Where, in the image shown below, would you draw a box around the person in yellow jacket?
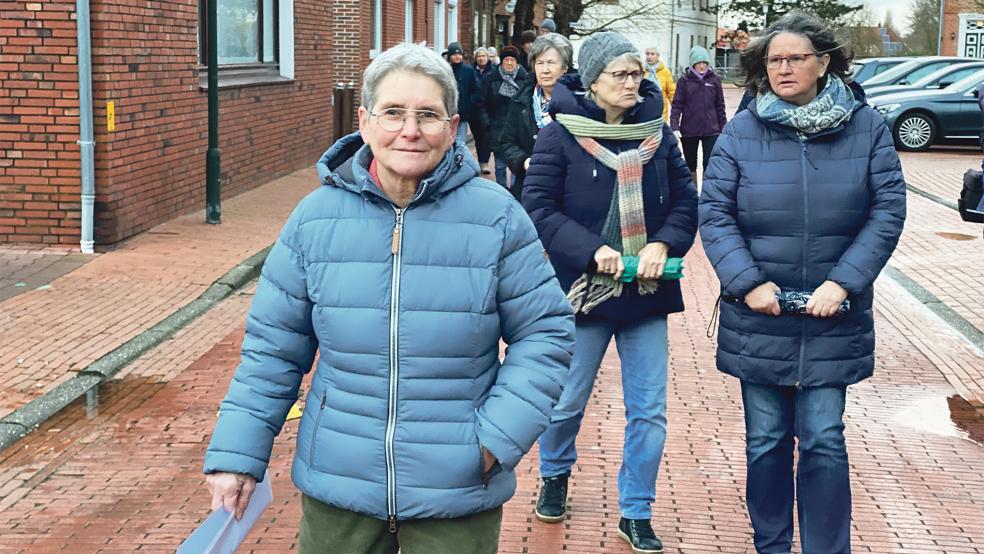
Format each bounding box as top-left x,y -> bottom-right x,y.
644,47 -> 675,120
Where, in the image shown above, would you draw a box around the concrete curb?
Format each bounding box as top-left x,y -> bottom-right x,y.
0,244 -> 273,453
884,264 -> 984,354
906,183 -> 959,211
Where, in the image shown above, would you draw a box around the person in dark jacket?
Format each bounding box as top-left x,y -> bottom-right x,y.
481,45 -> 527,190
517,30 -> 537,71
497,33 -> 573,201
699,13 -> 906,554
670,46 -> 727,181
472,46 -> 497,175
203,43 -> 575,554
447,42 -> 482,147
523,31 -> 698,554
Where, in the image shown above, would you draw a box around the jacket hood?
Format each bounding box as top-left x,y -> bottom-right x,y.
316,131 -> 479,205
549,73 -> 665,123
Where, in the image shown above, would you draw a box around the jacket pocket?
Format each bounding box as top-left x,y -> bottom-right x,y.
307,391 -> 327,468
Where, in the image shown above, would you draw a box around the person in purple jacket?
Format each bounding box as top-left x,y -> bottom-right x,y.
670,46 -> 727,182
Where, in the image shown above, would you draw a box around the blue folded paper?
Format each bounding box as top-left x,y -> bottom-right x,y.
179,471 -> 273,554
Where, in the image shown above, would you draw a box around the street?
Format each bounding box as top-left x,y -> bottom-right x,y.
0,90 -> 983,553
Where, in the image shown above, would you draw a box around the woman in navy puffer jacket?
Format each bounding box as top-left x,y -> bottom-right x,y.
699,13 -> 906,554
522,32 -> 697,553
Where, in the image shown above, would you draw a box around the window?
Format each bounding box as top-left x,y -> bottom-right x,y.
405,0 -> 414,42
447,0 -> 458,45
199,0 -> 294,87
434,0 -> 445,52
904,62 -> 949,83
371,0 -> 383,57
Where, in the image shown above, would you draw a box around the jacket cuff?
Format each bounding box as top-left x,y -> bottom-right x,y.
475,417 -> 525,471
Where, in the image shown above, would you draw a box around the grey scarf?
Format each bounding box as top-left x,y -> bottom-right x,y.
498,65 -> 520,98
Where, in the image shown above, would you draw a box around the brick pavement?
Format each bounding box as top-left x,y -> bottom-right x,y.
0,247 -> 93,303
0,242 -> 982,553
0,170 -> 317,419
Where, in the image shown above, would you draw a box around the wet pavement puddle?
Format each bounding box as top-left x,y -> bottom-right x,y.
892,394 -> 984,447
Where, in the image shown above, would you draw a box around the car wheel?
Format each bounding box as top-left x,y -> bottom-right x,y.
893,112 -> 936,151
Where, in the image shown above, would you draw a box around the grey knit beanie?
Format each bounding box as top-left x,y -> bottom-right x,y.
539,18 -> 557,33
577,31 -> 637,89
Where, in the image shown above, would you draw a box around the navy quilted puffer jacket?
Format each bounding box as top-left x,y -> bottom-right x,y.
699,93 -> 906,387
204,133 -> 575,522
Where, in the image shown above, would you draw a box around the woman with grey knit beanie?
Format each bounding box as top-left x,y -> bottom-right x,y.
522,30 -> 698,554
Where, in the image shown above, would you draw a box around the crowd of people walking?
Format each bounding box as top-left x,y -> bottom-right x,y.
202,11 -> 907,554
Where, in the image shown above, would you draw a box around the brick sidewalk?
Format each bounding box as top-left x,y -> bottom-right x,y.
0,247 -> 93,302
0,170 -> 318,419
0,242 -> 981,553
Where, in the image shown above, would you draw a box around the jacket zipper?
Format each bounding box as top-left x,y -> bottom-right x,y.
308,392 -> 327,467
798,141 -> 809,389
386,206 -> 405,533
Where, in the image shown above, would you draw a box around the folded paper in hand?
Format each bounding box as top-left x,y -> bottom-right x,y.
179,471 -> 273,554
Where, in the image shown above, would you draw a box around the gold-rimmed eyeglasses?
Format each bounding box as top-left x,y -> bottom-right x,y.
370,108 -> 452,134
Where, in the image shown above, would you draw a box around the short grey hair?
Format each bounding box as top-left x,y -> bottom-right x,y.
529,33 -> 574,70
361,42 -> 459,116
474,47 -> 489,56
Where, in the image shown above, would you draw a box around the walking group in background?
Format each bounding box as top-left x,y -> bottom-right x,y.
202,10 -> 906,554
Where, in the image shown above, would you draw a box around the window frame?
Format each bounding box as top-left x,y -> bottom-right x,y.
370,0 -> 383,57
198,0 -> 294,89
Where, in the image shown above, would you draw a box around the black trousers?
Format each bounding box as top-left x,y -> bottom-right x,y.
472,122 -> 491,164
680,134 -> 719,174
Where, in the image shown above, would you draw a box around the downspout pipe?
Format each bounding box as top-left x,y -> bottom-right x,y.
76,0 -> 95,254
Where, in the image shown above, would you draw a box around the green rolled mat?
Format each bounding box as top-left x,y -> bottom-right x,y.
618,256 -> 684,283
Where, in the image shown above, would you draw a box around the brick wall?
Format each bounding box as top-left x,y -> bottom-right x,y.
0,1 -> 82,245
942,0 -> 979,56
1,0 -> 470,248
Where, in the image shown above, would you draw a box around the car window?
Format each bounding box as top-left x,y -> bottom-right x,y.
905,62 -> 950,83
939,67 -> 981,85
949,68 -> 984,92
864,59 -> 924,86
874,61 -> 904,75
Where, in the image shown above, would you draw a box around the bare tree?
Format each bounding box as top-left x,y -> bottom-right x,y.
507,0 -> 670,43
838,6 -> 882,58
904,0 -> 940,55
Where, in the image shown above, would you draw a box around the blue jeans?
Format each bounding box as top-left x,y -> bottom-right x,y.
741,381 -> 852,554
455,120 -> 469,146
494,155 -> 510,189
538,316 -> 668,519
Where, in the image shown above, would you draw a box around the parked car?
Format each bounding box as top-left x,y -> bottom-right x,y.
871,68 -> 984,151
866,62 -> 984,98
862,56 -> 978,89
851,57 -> 912,84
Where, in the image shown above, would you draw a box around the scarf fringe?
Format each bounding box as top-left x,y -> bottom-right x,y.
567,273 -> 661,315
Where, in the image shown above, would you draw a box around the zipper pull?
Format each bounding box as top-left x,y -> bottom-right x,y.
388,515 -> 398,534
320,392 -> 327,409
391,209 -> 404,255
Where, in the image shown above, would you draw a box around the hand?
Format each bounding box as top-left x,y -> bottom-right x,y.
481,447 -> 497,473
206,472 -> 257,521
593,245 -> 624,280
637,242 -> 669,280
806,280 -> 848,318
744,282 -> 781,316
523,158 -> 531,170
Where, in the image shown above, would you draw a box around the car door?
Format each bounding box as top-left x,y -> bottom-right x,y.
937,82 -> 982,138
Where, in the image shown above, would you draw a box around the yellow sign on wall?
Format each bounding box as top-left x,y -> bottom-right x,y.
107,101 -> 115,131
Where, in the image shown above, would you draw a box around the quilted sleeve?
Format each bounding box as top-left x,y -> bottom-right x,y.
648,126 -> 698,256
204,202 -> 318,481
826,114 -> 907,294
475,201 -> 575,471
699,122 -> 770,297
522,123 -> 607,273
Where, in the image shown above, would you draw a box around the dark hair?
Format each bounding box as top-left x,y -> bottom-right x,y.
737,11 -> 854,96
520,30 -> 537,45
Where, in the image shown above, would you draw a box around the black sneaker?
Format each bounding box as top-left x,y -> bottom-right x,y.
617,517 -> 664,554
534,473 -> 569,523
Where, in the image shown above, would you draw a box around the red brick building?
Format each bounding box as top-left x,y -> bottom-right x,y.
942,0 -> 984,57
0,0 -> 489,248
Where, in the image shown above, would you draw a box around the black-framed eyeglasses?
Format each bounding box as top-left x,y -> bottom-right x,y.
764,47 -> 836,70
370,108 -> 452,134
601,70 -> 644,84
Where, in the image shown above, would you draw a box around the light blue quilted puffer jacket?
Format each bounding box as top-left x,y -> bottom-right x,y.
204,132 -> 575,523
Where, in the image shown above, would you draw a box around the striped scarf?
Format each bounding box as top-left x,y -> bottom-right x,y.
556,113 -> 664,314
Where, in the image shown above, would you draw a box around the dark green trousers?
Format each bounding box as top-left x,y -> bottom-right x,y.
298,494 -> 502,554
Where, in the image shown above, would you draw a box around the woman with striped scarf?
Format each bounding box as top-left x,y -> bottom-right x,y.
522,32 -> 698,554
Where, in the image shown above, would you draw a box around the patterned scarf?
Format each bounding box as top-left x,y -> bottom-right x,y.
556,113 -> 664,314
532,85 -> 553,129
756,75 -> 858,139
497,64 -> 521,98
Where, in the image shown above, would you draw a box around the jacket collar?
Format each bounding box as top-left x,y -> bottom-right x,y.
549,73 -> 665,124
316,131 -> 478,206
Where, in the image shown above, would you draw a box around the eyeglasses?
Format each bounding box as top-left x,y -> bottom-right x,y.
534,59 -> 561,69
370,108 -> 451,134
764,52 -> 819,70
601,70 -> 643,84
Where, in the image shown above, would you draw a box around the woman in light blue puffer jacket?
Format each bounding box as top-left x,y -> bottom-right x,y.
202,43 -> 574,553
